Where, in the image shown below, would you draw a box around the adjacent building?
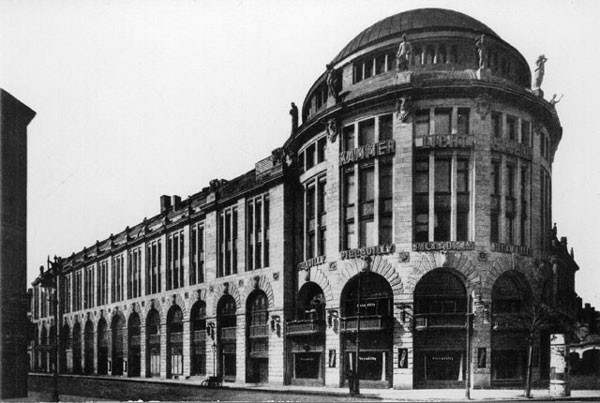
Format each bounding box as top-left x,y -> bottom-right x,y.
31,8 -> 579,389
1,89 -> 36,398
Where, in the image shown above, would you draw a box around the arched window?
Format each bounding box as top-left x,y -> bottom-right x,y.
297,282 -> 325,321
167,306 -> 184,377
61,323 -> 70,373
128,312 -> 141,377
146,309 -> 161,377
97,318 -> 109,375
217,295 -> 237,382
492,272 -> 528,314
72,322 -> 82,374
112,314 -> 125,375
190,301 -> 206,376
341,272 -> 392,318
414,270 -> 466,315
84,320 -> 94,374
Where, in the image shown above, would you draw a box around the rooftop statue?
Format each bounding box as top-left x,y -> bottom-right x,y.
325,63 -> 341,102
534,55 -> 548,89
395,34 -> 412,72
289,102 -> 299,134
549,93 -> 563,107
475,34 -> 488,69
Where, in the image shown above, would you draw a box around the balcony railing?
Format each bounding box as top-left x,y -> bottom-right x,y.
169,332 -> 183,344
130,335 -> 141,346
286,319 -> 325,336
414,313 -> 467,330
492,313 -> 529,331
248,324 -> 269,338
340,315 -> 390,332
148,334 -> 160,345
220,326 -> 236,341
192,330 -> 206,343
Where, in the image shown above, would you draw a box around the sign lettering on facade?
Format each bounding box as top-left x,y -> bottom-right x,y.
297,255 -> 326,271
414,134 -> 474,149
491,138 -> 532,160
340,244 -> 395,260
412,241 -> 475,252
490,243 -> 531,256
339,140 -> 396,165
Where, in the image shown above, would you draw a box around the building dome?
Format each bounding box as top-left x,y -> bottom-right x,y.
331,8 -> 499,65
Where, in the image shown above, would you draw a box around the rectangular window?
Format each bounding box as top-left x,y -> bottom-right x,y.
305,144 -> 315,170
359,166 -> 375,247
507,115 -> 517,141
457,108 -> 470,135
218,206 -> 237,277
520,168 -> 528,246
490,160 -> 501,243
434,157 -> 451,241
112,254 -> 124,302
415,109 -> 430,137
343,169 -> 356,249
306,185 -> 316,258
492,112 -> 502,138
247,194 -> 269,270
304,177 -> 327,259
127,248 -> 142,298
521,121 -> 530,146
358,118 -> 375,145
506,165 -> 516,245
414,158 -> 429,242
145,240 -> 161,294
379,159 -> 393,244
456,158 -> 470,241
190,224 -> 205,285
434,108 -> 452,135
317,137 -> 327,164
343,125 -> 355,151
167,231 -> 184,290
379,114 -> 393,141
97,260 -> 108,306
84,266 -> 94,309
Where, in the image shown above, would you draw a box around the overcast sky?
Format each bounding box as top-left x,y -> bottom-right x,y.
2,0 -> 599,307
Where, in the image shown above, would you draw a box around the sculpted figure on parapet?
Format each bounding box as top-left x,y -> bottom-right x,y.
396,34 -> 412,72
325,63 -> 341,102
476,34 -> 488,69
534,54 -> 548,89
549,93 -> 563,107
289,102 -> 298,134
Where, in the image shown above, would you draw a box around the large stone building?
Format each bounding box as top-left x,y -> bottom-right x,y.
31,8 -> 579,389
1,89 -> 35,398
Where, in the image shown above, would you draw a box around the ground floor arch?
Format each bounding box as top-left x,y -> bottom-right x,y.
72,322 -> 82,374
413,268 -> 467,388
217,294 -> 237,382
167,305 -> 184,378
84,320 -> 94,374
340,271 -> 393,389
190,301 -> 207,376
97,318 -> 109,375
112,313 -> 126,376
288,281 -> 326,386
246,290 -> 269,383
146,309 -> 161,377
128,312 -> 141,377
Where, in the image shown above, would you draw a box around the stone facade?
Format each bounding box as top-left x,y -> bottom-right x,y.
31,8 -> 579,390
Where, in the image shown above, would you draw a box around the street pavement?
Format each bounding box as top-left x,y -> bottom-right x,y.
22,374 -> 600,402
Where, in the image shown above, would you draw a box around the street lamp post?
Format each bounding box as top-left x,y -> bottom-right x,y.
34,257 -> 62,402
465,290 -> 474,400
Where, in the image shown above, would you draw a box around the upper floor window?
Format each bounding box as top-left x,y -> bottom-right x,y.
128,247 -> 142,298
304,176 -> 326,259
414,151 -> 471,243
145,239 -> 162,295
298,136 -> 327,173
73,270 -> 82,312
166,230 -> 185,290
505,164 -> 516,245
218,206 -> 238,277
342,114 -> 394,249
507,115 -> 518,141
247,194 -> 270,270
492,112 -> 502,138
112,254 -> 124,303
353,48 -> 396,84
434,108 -> 452,134
61,274 -> 71,313
521,121 -> 531,146
490,159 -> 501,243
190,223 -> 205,285
415,109 -> 430,137
97,259 -> 109,306
457,108 -> 470,135
520,167 -> 529,246
84,265 -> 94,309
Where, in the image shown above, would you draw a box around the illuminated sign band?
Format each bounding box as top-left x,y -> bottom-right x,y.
339,140 -> 396,165
340,244 -> 395,260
